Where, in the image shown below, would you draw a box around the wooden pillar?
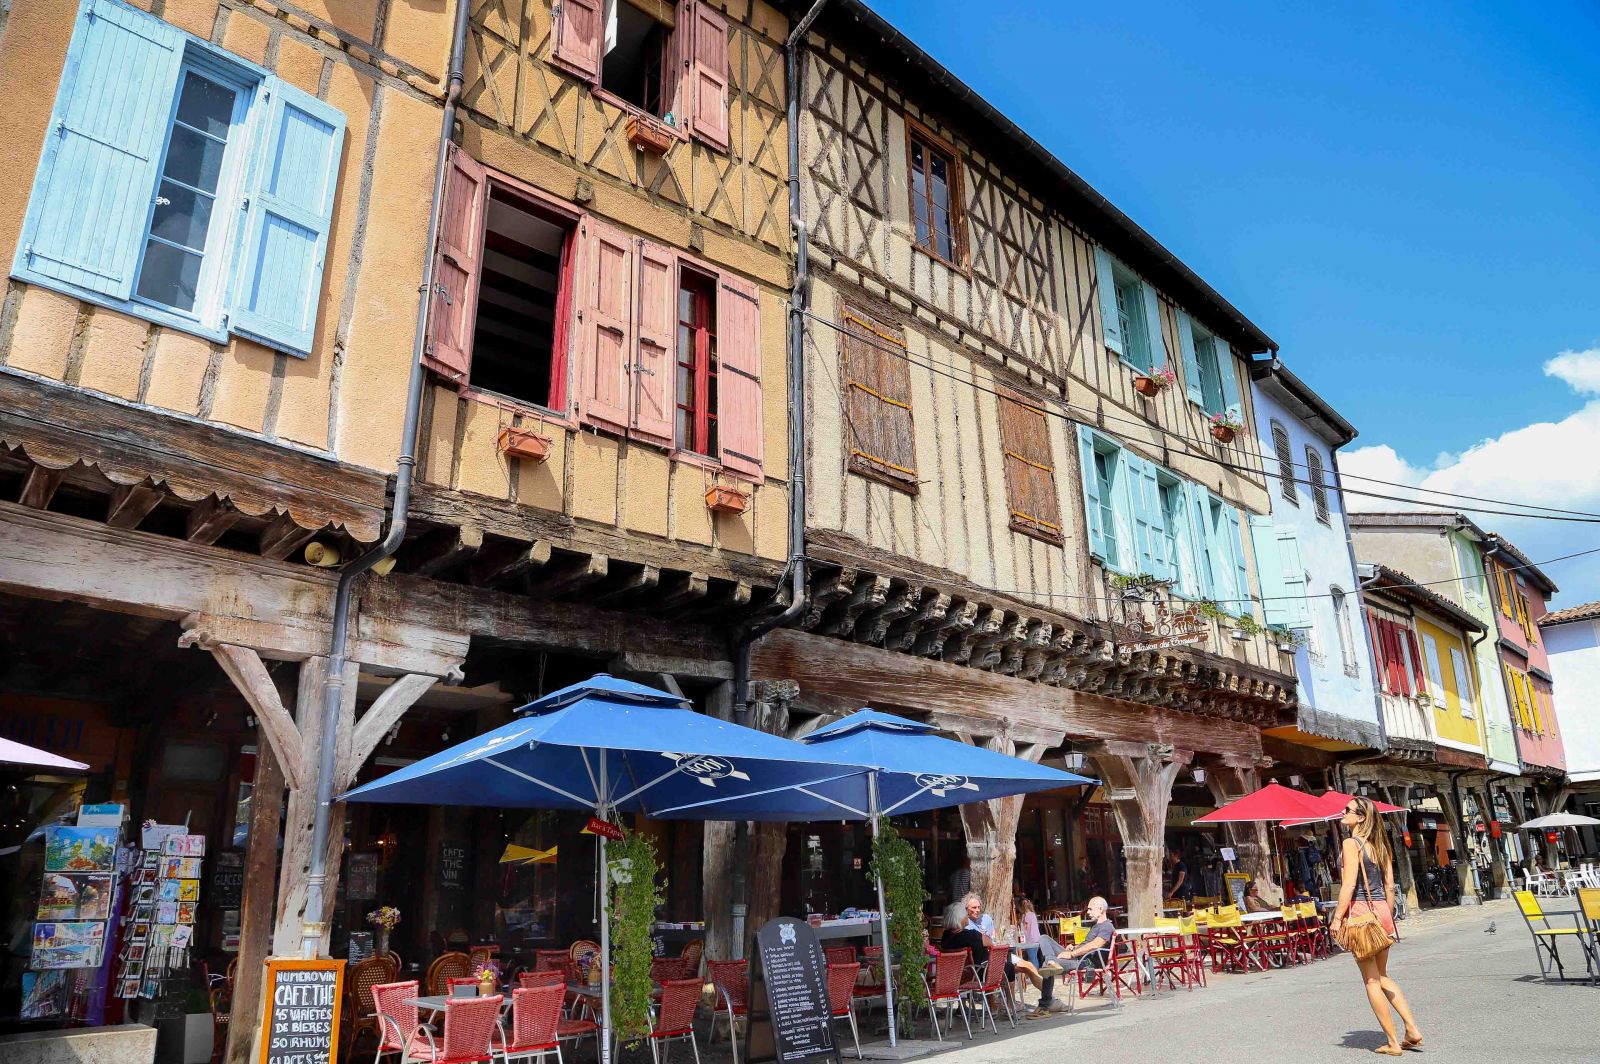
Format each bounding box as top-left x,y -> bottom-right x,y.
701,682 -> 736,961
956,738 -> 1047,929
224,723 -> 287,1064
1375,783 -> 1419,911
1088,742 -> 1190,926
1203,762 -> 1282,903
1041,805 -> 1071,907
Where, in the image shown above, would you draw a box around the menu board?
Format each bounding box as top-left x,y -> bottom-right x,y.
750,918 -> 837,1064
257,958 -> 345,1064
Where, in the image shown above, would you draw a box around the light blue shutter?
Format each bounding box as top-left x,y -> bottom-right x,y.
13,0 -> 185,300
1217,336 -> 1242,421
1169,481 -> 1199,597
227,77 -> 346,357
1176,310 -> 1204,406
1092,247 -> 1125,357
1185,482 -> 1214,599
1250,515 -> 1288,625
1108,447 -> 1135,573
1076,425 -> 1109,560
1129,456 -> 1168,579
1224,505 -> 1250,613
1277,527 -> 1311,628
1139,280 -> 1165,374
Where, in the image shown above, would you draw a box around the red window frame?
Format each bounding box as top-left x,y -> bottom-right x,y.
675,268 -> 718,457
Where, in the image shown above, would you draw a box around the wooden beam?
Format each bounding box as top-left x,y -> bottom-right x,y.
530,554 -> 608,599
402,525 -> 485,577
657,571 -> 709,614
749,628 -> 1263,758
209,645 -> 305,790
593,564 -> 660,606
105,482 -> 163,529
351,673 -> 439,768
258,512 -> 319,561
18,465 -> 64,509
469,538 -> 552,587
224,738 -> 285,1064
186,496 -> 240,544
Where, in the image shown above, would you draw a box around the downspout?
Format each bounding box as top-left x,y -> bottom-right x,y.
725,0 -> 830,960
298,0 -> 473,960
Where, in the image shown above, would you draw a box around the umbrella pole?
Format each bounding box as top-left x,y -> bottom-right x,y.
599,757 -> 613,1064
868,777 -> 898,1048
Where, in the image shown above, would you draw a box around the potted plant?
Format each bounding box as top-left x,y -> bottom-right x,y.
474,959 -> 500,997
366,905 -> 400,957
1132,364 -> 1176,398
1269,626 -> 1307,653
1208,411 -> 1243,444
705,483 -> 750,515
497,425 -> 552,463
1230,615 -> 1265,642
626,113 -> 676,154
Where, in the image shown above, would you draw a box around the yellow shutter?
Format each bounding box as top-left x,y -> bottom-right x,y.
1496,564 -> 1514,617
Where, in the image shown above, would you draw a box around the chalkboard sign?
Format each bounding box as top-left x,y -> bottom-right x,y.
257,958 -> 345,1064
748,918 -> 837,1064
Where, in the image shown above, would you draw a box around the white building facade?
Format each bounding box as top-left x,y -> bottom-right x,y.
1541,602 -> 1600,855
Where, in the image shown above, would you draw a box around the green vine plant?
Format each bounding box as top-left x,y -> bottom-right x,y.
607,832 -> 664,1048
869,818 -> 929,1036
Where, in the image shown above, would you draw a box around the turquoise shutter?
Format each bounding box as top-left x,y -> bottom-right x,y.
1185,482 -> 1214,599
1139,280 -> 1165,373
1129,456 -> 1167,579
1076,425 -> 1109,560
227,77 -> 346,358
1177,310 -> 1204,406
13,0 -> 185,300
1250,515 -> 1288,625
1223,505 -> 1250,612
1169,481 -> 1198,597
1092,247 -> 1125,357
1277,527 -> 1311,628
1108,446 -> 1135,572
1217,336 -> 1242,420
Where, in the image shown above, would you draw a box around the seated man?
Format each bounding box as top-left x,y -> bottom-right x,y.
1024,896 -> 1115,1015
938,901 -> 1041,994
962,892 -> 994,937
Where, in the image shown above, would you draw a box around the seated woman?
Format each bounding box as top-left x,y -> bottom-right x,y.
1243,880 -> 1276,913
936,902 -> 1043,993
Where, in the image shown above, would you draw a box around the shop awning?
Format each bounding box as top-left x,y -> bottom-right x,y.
0,737 -> 88,772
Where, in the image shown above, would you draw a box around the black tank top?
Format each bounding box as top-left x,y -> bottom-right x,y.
1352,843 -> 1387,902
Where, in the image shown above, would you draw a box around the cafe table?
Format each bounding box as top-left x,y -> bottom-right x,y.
1240,911 -> 1283,923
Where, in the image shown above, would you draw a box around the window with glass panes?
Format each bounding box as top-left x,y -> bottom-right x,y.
1093,447 -> 1120,568
1112,270 -> 1152,372
1194,330 -> 1227,414
135,67 -> 247,315
908,126 -> 961,263
1158,477 -> 1186,590
675,268 -> 719,456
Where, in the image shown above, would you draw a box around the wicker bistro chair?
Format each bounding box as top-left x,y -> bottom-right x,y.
534,950 -> 570,972
346,956 -> 401,1058
918,949 -> 971,1041
405,994 -> 504,1064
519,970 -> 566,989
1514,889 -> 1590,982
647,978 -> 704,1064
650,956 -> 689,984
706,959 -> 749,1053
852,946 -> 887,1017
678,939 -> 704,979
568,940 -> 601,983
504,985 -> 566,1064
427,953 -> 474,996
448,978 -> 484,998
824,963 -> 863,1060
957,945 -> 1015,1032
822,946 -> 857,967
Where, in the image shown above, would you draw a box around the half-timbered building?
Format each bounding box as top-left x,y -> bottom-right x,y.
744,0 -> 1298,927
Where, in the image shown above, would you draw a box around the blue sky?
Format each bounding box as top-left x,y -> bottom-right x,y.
866,0 -> 1600,602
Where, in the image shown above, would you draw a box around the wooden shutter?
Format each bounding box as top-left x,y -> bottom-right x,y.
15,0 -> 185,300
228,79 -> 347,357
1076,425 -> 1109,561
1138,281 -> 1165,374
552,0 -> 603,79
422,146 -> 487,381
841,303 -> 917,492
1271,422 -> 1297,504
1218,337 -> 1242,420
1305,447 -> 1330,523
1092,248 -> 1125,357
631,240 -> 676,446
1223,506 -> 1249,612
575,218 -> 635,433
716,273 -> 763,481
1365,612 -> 1388,693
1403,627 -> 1428,693
997,387 -> 1064,546
1251,515 -> 1286,623
1448,646 -> 1474,715
1125,454 -> 1162,571
1177,311 -> 1205,407
685,0 -> 730,151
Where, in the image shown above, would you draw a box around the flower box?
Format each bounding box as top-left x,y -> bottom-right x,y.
497,426 -> 552,463
1210,423 -> 1237,444
1132,375 -> 1162,398
626,115 -> 675,154
705,485 -> 749,515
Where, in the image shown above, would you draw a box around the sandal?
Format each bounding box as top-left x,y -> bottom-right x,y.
1402,1035 -> 1424,1051
1374,1047 -> 1403,1057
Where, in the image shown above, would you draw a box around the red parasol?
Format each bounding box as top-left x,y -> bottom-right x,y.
1280,789 -> 1406,827
1191,782 -> 1323,824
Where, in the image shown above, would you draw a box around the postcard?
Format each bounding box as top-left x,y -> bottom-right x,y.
20,971 -> 69,1018
176,901 -> 197,925
30,921 -> 105,970
158,880 -> 180,902
115,976 -> 141,998
172,925 -> 194,948
37,872 -> 113,921
177,879 -> 199,902
44,827 -> 117,873
133,901 -> 154,922
156,902 -> 177,925
125,943 -> 146,963
142,850 -> 160,869
128,921 -> 150,945
179,857 -> 202,879
161,857 -> 184,879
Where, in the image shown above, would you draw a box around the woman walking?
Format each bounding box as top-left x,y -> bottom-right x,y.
1330,796 -> 1423,1055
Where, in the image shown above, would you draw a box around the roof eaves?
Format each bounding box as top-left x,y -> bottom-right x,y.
1248,356 -> 1359,446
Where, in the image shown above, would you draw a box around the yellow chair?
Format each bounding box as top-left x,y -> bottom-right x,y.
1515,890 -> 1589,982
1153,916 -> 1182,931
1577,888 -> 1600,985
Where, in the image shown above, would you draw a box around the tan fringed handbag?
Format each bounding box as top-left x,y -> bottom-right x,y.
1339,846 -> 1394,961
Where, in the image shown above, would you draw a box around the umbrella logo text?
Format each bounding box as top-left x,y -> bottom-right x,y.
665,753 -> 751,788
915,773 -> 978,796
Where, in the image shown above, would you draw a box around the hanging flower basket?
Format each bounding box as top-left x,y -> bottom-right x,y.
705,484 -> 749,515
626,115 -> 676,154
1210,423 -> 1237,444
498,426 -> 552,463
1132,365 -> 1176,398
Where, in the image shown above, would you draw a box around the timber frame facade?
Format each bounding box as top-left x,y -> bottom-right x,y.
743,0 -> 1300,929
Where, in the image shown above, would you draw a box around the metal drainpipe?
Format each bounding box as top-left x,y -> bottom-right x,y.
297,0 -> 473,960
725,0 -> 829,961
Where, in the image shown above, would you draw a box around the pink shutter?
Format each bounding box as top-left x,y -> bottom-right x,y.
551,0 -> 603,79
423,145 -> 486,383
576,218 -> 634,432
631,240 -> 676,446
687,1 -> 730,151
716,273 -> 762,481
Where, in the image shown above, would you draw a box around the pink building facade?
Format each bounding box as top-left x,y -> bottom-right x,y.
1486,535 -> 1565,774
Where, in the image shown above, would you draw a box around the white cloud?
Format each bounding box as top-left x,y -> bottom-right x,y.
1339,348 -> 1600,606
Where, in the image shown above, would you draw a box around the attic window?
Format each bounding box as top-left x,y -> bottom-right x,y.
601,0 -> 671,118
